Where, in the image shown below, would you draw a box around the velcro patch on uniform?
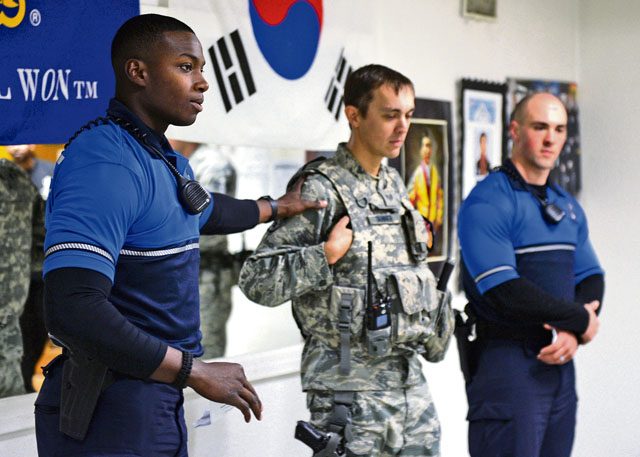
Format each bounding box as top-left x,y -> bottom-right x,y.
367,213 -> 400,225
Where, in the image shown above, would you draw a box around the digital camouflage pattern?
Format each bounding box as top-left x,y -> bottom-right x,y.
240,144 -> 449,453
190,146 -> 237,358
423,290 -> 454,363
198,244 -> 234,358
308,383 -> 440,456
240,144 -> 449,391
0,160 -> 40,398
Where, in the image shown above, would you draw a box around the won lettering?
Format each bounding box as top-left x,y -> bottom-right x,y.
15,68 -> 98,101
17,68 -> 70,101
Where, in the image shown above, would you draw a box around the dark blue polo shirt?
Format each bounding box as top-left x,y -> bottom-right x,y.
44,100 -> 214,356
458,163 -> 603,325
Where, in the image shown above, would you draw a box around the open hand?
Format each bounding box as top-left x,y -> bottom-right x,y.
275,177 -> 327,219
188,360 -> 262,423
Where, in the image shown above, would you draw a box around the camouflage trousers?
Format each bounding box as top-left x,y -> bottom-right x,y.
198,265 -> 234,359
0,308 -> 26,398
307,382 -> 441,456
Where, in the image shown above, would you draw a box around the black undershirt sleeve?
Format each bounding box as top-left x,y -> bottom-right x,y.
44,267 -> 167,379
575,274 -> 605,315
200,192 -> 260,235
484,277 -> 590,334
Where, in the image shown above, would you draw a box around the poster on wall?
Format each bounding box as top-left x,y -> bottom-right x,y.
460,79 -> 506,199
505,78 -> 582,195
389,98 -> 453,273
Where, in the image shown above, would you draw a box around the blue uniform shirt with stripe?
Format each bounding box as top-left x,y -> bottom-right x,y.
458,166 -> 603,325
43,100 -> 214,356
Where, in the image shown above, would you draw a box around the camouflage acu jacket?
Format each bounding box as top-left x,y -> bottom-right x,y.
189,145 -> 235,263
0,160 -> 42,397
240,144 -> 447,392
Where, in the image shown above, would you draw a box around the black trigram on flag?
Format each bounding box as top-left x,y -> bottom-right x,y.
324,49 -> 352,121
208,30 -> 256,113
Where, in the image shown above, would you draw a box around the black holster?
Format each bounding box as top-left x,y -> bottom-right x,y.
59,350 -> 115,441
453,306 -> 481,384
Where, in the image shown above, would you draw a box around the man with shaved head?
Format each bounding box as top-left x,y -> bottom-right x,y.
458,92 -> 605,457
34,13 -> 324,456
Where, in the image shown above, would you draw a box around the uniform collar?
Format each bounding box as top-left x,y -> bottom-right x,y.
335,142 -> 387,183
500,159 -> 553,191
335,143 -> 398,205
106,98 -> 174,156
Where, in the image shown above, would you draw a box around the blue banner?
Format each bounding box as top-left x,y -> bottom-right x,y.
0,1 -> 139,145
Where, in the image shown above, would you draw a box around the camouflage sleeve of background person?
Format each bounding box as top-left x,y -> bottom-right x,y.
239,174 -> 343,306
30,194 -> 46,274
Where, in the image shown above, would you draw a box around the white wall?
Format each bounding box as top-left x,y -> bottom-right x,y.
373,0 -> 579,102
577,1 -> 640,456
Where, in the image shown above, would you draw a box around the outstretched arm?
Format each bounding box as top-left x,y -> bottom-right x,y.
200,177 -> 328,235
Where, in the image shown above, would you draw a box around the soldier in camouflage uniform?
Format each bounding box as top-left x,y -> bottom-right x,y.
7,144 -> 52,391
169,140 -> 237,358
0,159 -> 44,398
240,65 -> 453,456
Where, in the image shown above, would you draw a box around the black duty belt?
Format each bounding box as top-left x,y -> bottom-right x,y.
476,320 -> 552,344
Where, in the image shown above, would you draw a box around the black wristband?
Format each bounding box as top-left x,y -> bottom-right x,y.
259,195 -> 278,222
172,351 -> 193,389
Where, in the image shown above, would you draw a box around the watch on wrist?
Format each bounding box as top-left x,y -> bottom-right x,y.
259,195 -> 278,222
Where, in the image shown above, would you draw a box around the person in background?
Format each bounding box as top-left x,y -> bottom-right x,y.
169,139 -> 237,359
7,144 -> 53,392
0,158 -> 44,398
7,144 -> 54,200
458,92 -> 604,457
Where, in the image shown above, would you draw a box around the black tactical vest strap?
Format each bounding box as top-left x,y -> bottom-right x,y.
338,291 -> 354,376
328,391 -> 355,444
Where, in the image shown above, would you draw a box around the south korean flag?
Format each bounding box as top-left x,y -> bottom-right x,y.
146,0 -> 376,150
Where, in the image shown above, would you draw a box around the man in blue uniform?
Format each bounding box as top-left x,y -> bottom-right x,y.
458,92 -> 604,457
34,14 -> 324,457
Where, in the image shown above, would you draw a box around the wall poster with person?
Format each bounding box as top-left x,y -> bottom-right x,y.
460,79 -> 507,199
389,98 -> 453,274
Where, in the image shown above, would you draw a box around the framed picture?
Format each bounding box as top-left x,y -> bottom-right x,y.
462,0 -> 497,20
505,78 -> 582,195
389,98 -> 454,274
460,79 -> 507,199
